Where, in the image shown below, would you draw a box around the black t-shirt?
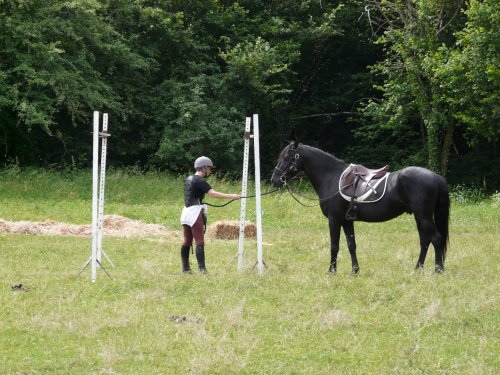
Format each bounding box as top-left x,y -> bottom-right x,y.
184,175 -> 212,207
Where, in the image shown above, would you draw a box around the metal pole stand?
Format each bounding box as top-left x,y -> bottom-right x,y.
77,111 -> 114,282
231,114 -> 265,274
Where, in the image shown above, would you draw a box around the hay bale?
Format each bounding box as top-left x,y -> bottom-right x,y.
206,220 -> 256,240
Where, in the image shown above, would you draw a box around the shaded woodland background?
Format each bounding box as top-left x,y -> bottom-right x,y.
0,0 -> 498,189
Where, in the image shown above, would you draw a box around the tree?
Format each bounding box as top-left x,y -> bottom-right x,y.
148,0 -> 354,172
360,0 -> 467,174
0,0 -> 152,165
440,0 -> 499,144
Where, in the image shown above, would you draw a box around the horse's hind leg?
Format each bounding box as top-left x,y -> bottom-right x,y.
415,215 -> 444,272
415,218 -> 431,269
328,217 -> 341,273
342,220 -> 359,274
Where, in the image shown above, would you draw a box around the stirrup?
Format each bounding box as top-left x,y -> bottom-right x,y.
345,202 -> 358,221
345,210 -> 357,221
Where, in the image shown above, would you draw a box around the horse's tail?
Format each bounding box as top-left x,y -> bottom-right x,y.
435,176 -> 450,261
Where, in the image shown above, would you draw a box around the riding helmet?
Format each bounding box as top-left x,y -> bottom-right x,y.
194,156 -> 215,169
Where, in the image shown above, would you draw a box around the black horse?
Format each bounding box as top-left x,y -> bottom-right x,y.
271,142 -> 450,273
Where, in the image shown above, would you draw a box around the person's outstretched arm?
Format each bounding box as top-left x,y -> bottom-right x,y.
207,189 -> 240,200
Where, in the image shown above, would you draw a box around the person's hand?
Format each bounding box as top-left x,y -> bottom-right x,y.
229,194 -> 241,200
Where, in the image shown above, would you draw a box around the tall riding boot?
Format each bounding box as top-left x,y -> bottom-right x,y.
181,245 -> 192,273
195,244 -> 207,273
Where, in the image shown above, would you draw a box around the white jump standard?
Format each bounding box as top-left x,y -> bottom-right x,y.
237,114 -> 265,274
78,111 -> 114,282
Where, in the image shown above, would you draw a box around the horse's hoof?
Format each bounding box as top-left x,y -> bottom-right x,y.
415,263 -> 424,270
434,266 -> 444,274
328,267 -> 337,274
352,266 -> 360,275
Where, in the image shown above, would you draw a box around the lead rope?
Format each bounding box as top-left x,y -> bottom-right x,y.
203,188 -> 281,208
202,179 -> 352,208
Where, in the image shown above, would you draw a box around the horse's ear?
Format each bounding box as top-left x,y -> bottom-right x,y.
288,132 -> 299,150
286,128 -> 300,150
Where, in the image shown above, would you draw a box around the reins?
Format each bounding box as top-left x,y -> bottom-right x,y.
282,177 -> 352,207
274,145 -> 353,207
284,183 -> 320,207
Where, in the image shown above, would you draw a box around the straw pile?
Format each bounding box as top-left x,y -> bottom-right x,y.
0,215 -> 176,238
206,220 -> 256,240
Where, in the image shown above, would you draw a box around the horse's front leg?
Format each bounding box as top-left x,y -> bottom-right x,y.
342,220 -> 359,274
328,217 -> 341,273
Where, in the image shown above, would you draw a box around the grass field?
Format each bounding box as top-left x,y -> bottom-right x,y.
1,169 -> 499,374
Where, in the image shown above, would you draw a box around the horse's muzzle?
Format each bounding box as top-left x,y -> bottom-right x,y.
270,173 -> 284,187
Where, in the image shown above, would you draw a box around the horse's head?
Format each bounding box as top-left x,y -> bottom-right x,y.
271,141 -> 302,187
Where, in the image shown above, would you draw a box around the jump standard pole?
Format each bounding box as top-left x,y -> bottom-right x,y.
77,111 -> 113,282
96,113 -> 114,269
237,117 -> 252,270
253,114 -> 264,275
236,114 -> 265,274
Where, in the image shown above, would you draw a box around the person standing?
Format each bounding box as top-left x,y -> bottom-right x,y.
180,156 -> 240,273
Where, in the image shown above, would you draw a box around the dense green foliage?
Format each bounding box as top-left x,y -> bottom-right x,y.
352,0 -> 499,179
1,170 -> 499,373
0,1 -> 498,188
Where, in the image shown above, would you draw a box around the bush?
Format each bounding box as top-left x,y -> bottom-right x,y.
491,191 -> 500,208
450,184 -> 488,204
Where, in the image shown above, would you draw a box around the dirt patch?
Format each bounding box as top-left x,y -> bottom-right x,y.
0,215 -> 178,238
168,315 -> 203,324
11,284 -> 30,292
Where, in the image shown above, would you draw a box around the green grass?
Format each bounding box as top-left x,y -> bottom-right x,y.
0,169 -> 499,374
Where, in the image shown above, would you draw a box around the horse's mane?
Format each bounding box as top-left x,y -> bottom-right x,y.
299,144 -> 345,164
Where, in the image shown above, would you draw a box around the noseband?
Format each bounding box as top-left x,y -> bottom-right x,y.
274,151 -> 300,185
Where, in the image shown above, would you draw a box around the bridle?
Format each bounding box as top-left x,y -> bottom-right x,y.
273,146 -> 349,207
273,148 -> 322,207
274,150 -> 301,186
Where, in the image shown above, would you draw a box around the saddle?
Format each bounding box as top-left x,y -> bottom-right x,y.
340,164 -> 389,220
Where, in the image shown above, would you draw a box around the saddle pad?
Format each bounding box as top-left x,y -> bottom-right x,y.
339,170 -> 390,203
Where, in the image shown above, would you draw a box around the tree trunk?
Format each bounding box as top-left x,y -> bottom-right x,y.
440,122 -> 453,176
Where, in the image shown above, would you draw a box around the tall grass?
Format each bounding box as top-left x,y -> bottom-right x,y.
0,170 -> 499,374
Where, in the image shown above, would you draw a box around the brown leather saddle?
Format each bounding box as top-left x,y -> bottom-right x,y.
340,164 -> 389,220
